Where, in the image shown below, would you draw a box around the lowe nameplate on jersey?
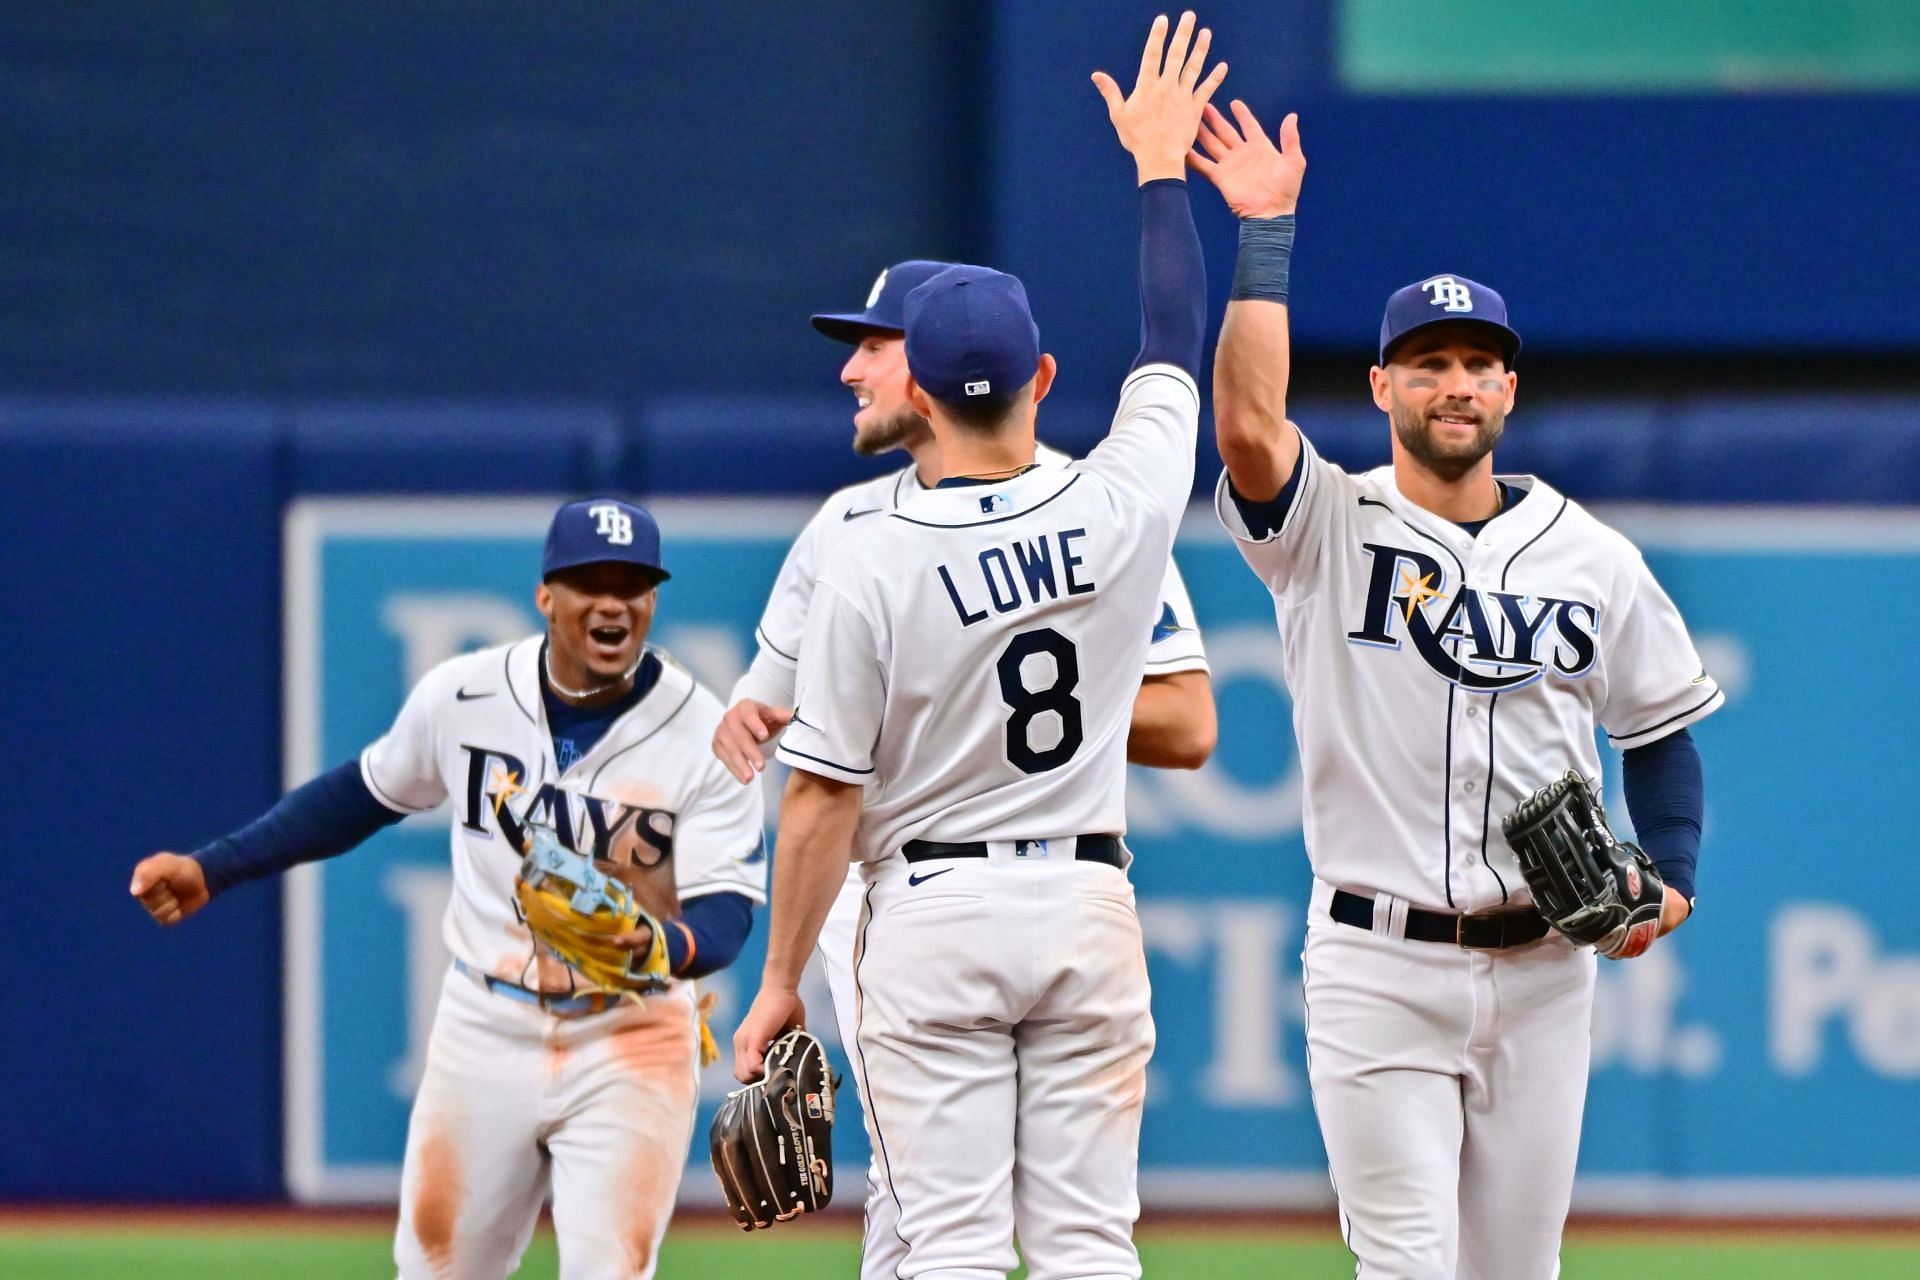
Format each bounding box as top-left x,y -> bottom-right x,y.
284,497 -> 1920,1212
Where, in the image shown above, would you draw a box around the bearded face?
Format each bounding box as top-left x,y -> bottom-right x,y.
853,402 -> 925,457
840,332 -> 929,458
1388,392 -> 1506,482
1373,327 -> 1516,484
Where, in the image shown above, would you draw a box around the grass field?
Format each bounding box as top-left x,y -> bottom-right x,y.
2,1219 -> 1916,1279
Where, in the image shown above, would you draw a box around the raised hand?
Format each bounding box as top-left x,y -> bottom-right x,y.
1189,100 -> 1305,219
1092,12 -> 1229,185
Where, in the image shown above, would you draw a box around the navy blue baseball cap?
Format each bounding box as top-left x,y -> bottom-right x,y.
811,259 -> 966,343
542,498 -> 669,583
903,265 -> 1041,404
1378,273 -> 1522,366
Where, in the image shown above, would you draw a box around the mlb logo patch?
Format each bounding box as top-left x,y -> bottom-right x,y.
964,379 -> 992,396
1015,839 -> 1049,859
980,493 -> 1011,514
806,1092 -> 823,1119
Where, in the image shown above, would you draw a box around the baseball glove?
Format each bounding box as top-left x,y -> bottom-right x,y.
1502,770 -> 1665,959
710,1029 -> 840,1231
513,823 -> 671,995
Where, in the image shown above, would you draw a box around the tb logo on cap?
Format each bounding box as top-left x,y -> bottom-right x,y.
866,269 -> 889,308
588,503 -> 634,546
1421,275 -> 1475,313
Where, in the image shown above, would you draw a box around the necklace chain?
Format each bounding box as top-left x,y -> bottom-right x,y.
544,647 -> 641,702
953,461 -> 1041,483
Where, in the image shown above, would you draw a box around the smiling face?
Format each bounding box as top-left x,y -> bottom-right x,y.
839,329 -> 929,457
535,562 -> 660,699
1371,325 -> 1518,483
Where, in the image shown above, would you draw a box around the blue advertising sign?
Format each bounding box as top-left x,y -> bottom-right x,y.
285,498 -> 1920,1212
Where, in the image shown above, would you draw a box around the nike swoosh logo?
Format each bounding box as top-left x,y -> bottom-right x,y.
456,688 -> 496,701
843,507 -> 884,521
906,868 -> 952,887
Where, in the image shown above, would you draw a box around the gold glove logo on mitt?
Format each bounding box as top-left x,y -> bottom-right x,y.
710,1028 -> 840,1230
1502,770 -> 1665,960
513,822 -> 672,995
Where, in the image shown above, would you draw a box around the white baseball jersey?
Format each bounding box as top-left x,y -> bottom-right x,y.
734,441 -> 1207,713
1216,429 -> 1723,912
362,636 -> 766,993
745,418 -> 1210,1280
776,363 -> 1201,859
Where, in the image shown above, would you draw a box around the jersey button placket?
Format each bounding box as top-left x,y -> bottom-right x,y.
1450,646 -> 1493,907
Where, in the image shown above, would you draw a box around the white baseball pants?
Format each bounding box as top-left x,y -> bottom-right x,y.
841,846 -> 1155,1280
392,964 -> 701,1280
1301,883 -> 1597,1280
814,866 -> 907,1279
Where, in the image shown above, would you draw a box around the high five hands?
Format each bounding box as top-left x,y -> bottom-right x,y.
1093,12 -> 1229,185
1189,99 -> 1306,220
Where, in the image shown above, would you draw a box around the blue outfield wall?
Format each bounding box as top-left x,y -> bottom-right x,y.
283,498 -> 1920,1214
5,393 -> 1919,1204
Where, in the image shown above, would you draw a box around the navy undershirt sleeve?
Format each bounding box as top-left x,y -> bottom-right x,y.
1132,178 -> 1206,377
1621,726 -> 1704,903
1227,460 -> 1304,541
195,760 -> 407,897
664,891 -> 755,979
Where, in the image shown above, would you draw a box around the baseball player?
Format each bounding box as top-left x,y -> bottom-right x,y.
730,14 -> 1222,1277
130,498 -> 766,1280
713,263 -> 1214,1280
1190,100 -> 1717,1277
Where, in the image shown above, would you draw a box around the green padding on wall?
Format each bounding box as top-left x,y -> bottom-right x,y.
1340,0 -> 1920,93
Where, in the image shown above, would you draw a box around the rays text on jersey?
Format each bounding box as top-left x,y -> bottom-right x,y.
1344,542 -> 1600,691
937,527 -> 1096,627
459,744 -> 676,864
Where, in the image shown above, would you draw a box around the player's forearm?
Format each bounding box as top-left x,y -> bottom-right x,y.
1132,178 -> 1206,378
1214,216 -> 1300,502
666,890 -> 755,979
761,770 -> 862,989
1621,727 -> 1704,904
1126,670 -> 1216,769
193,760 -> 407,896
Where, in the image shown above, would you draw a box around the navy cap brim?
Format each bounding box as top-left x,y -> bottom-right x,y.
810,311 -> 903,343
542,558 -> 671,584
1380,316 -> 1521,367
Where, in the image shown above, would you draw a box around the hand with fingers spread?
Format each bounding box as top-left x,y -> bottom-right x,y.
130,852 -> 210,926
1092,11 -> 1229,185
713,697 -> 795,785
1189,99 -> 1305,220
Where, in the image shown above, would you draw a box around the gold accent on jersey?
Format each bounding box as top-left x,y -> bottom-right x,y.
489,766 -> 526,828
1398,567 -> 1444,624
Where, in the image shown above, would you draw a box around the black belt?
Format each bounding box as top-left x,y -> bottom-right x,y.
1330,889 -> 1550,950
902,835 -> 1124,870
